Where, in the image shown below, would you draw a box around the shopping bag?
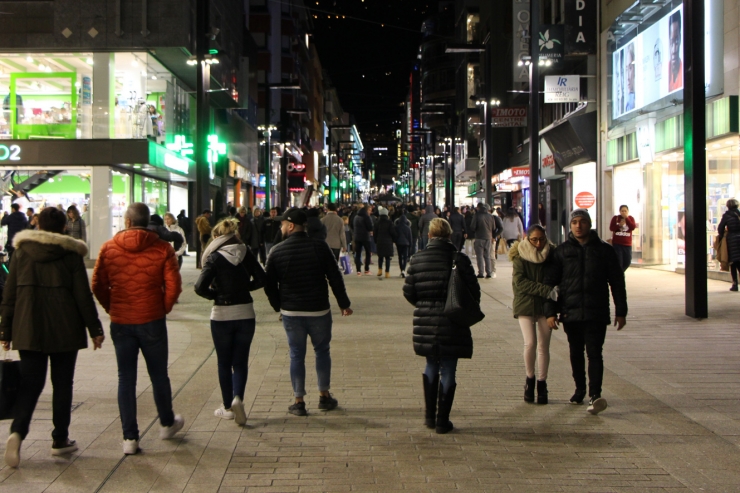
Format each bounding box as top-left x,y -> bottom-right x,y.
497,240 -> 509,256
339,253 -> 352,275
0,354 -> 21,420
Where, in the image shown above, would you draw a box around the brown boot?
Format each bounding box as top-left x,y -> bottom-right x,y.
385,272 -> 390,279
377,269 -> 383,277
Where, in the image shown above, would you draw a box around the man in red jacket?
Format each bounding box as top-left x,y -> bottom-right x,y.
92,203 -> 183,455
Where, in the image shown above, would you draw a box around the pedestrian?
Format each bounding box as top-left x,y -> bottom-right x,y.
66,205 -> 86,243
405,206 -> 420,256
322,203 -> 347,261
403,218 -> 479,434
24,207 -> 34,228
235,206 -> 254,248
253,208 -> 267,264
306,208 -> 327,241
195,209 -> 213,268
373,207 -> 397,278
177,209 -> 192,249
718,199 -> 740,291
464,207 -> 475,258
418,205 -> 437,250
470,203 -> 503,279
544,209 -> 627,415
2,204 -> 28,259
149,214 -> 184,261
502,207 -> 524,246
28,214 -> 39,230
164,212 -> 187,269
394,214 -> 413,278
609,205 -> 636,272
509,224 -> 558,405
263,208 -> 353,416
195,218 -> 266,426
538,203 -> 547,227
353,205 -> 374,276
448,206 -> 467,251
0,207 -> 104,468
260,207 -> 282,256
92,203 -> 184,454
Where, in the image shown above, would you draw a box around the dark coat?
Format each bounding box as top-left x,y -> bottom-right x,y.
405,212 -> 420,239
403,239 -> 480,359
373,216 -> 397,257
306,216 -> 328,241
194,235 -> 265,306
509,240 -> 556,318
394,216 -> 413,247
448,212 -> 467,235
235,214 -> 254,247
264,232 -> 351,312
1,211 -> 28,245
0,230 -> 103,352
544,231 -> 627,326
261,217 -> 282,245
148,222 -> 184,253
353,209 -> 374,242
718,209 -> 740,263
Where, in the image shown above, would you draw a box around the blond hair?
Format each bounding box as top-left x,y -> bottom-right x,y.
428,218 -> 452,239
163,212 -> 177,223
238,206 -> 247,214
212,218 -> 240,239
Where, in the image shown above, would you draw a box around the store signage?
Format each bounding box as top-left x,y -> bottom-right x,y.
513,0 -> 530,83
491,107 -> 527,127
564,0 -> 596,55
259,174 -> 267,188
166,135 -> 194,158
544,76 -> 580,103
636,120 -> 655,165
287,163 -> 306,172
496,183 -> 520,192
538,25 -> 564,61
512,166 -> 530,177
574,191 -> 595,209
207,134 -> 227,180
0,144 -> 21,162
163,153 -> 189,174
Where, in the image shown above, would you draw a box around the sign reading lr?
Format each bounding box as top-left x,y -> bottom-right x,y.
565,0 -> 596,55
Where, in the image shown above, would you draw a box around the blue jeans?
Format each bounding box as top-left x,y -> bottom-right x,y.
424,356 -> 458,393
210,318 -> 256,408
282,312 -> 333,397
110,318 -> 174,440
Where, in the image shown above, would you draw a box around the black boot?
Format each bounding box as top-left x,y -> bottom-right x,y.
536,380 -> 548,405
435,383 -> 456,434
422,374 -> 439,429
524,377 -> 536,403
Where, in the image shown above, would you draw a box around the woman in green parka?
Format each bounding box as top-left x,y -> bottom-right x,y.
508,224 -> 558,405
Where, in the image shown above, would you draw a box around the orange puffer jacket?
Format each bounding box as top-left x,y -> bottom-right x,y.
92,228 -> 182,325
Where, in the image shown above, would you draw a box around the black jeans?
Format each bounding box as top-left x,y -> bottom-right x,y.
397,245 -> 410,272
211,318 -> 256,409
331,248 -> 341,262
563,322 -> 608,398
378,256 -> 391,272
613,244 -> 632,272
451,232 -> 464,251
11,350 -> 78,441
354,240 -> 372,272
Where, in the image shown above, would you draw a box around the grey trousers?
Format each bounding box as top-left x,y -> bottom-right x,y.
474,239 -> 495,276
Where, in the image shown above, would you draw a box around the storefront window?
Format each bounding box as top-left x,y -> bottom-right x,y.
612,162 -> 643,261
112,171 -> 131,237
143,177 -> 168,216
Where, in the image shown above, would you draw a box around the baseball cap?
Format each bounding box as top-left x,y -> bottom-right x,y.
279,208 -> 307,225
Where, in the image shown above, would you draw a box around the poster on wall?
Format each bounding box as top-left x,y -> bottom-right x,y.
571,161 -> 597,227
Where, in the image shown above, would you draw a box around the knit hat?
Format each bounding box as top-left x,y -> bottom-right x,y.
378,206 -> 389,216
570,208 -> 592,224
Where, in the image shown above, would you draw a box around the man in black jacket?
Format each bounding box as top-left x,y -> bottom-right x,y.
448,207 -> 467,251
2,203 -> 28,260
264,208 -> 353,416
260,207 -> 282,256
544,209 -> 627,415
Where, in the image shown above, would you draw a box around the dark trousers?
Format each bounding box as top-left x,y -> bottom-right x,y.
613,244 -> 632,272
397,245 -> 410,272
177,255 -> 183,270
354,240 -> 372,272
451,232 -> 464,251
11,350 -> 78,441
409,238 -> 418,256
111,318 -> 174,440
5,244 -> 14,261
211,319 -> 256,409
563,322 -> 608,398
331,248 -> 341,262
378,256 -> 391,272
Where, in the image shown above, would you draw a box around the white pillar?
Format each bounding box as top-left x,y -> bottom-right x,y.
89,167 -> 112,260
92,53 -> 115,139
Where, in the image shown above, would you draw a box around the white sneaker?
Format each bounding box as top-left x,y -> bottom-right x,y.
232,396 -> 247,426
160,414 -> 185,439
4,432 -> 21,468
492,273 -> 497,278
122,439 -> 139,455
215,407 -> 234,420
587,397 -> 608,415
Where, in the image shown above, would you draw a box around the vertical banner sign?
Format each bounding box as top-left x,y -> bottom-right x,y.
513,0 -> 530,83
565,0 -> 597,54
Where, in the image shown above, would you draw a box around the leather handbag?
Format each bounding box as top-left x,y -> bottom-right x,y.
443,253 -> 485,327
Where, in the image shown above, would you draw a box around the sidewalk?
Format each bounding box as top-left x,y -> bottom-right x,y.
0,253 -> 739,492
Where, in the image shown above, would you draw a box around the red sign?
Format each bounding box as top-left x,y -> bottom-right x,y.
541,154 -> 555,169
574,191 -> 595,209
491,107 -> 527,127
511,166 -> 530,177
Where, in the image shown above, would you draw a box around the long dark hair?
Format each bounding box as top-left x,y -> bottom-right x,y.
67,205 -> 81,221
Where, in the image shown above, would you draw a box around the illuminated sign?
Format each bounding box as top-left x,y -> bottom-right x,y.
163,153 -> 189,173
207,134 -> 227,179
166,135 -> 194,157
287,163 -> 306,172
0,144 -> 21,161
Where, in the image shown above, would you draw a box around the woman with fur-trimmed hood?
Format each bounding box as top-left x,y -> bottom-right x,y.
508,224 -> 558,406
0,207 -> 104,468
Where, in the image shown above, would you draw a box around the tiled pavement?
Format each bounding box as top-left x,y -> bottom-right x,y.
0,254 -> 739,492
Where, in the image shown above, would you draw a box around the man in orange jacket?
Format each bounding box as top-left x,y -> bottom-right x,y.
92,202 -> 184,455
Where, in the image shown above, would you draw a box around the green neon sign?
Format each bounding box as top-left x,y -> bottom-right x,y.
207,134 -> 227,179
166,135 -> 194,157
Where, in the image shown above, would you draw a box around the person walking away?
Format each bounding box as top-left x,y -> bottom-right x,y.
394,214 -> 413,277
148,215 -> 185,266
195,219 -> 266,425
235,206 -> 254,250
405,206 -> 421,256
2,204 -> 28,260
264,208 -> 352,416
464,207 -> 475,258
306,208 -> 327,241
403,219 -> 479,434
177,209 -> 192,252
353,205 -> 374,276
470,203 -> 503,279
509,224 -> 558,405
718,199 -> 740,291
92,203 -> 184,454
164,212 -> 187,269
66,205 -> 86,243
448,207 -> 467,251
544,209 -> 627,415
609,205 -> 636,272
502,207 -> 524,247
24,207 -> 34,228
343,216 -> 352,253
195,209 -> 213,268
322,203 -> 347,261
418,205 -> 437,250
538,203 -> 547,227
261,207 -> 282,256
373,207 -> 397,279
252,208 -> 267,264
0,207 -> 104,468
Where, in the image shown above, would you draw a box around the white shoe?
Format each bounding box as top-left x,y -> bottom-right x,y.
160,414 -> 185,439
214,407 -> 235,420
122,439 -> 139,455
232,396 -> 247,426
492,273 -> 497,278
587,397 -> 608,415
4,432 -> 21,468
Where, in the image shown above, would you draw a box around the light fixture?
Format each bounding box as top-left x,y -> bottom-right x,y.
26,56 -> 33,63
131,59 -> 139,67
152,75 -> 157,80
38,63 -> 46,71
545,59 -> 552,66
86,57 -> 94,65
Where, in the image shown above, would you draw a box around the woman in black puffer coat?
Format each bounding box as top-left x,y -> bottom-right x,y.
403,218 -> 480,434
718,198 -> 740,291
373,207 -> 397,278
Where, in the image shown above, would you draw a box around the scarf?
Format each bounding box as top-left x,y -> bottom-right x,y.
517,236 -> 551,264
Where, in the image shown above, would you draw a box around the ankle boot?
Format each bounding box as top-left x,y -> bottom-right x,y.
536,380 -> 548,404
377,269 -> 383,277
524,377 -> 536,403
435,383 -> 456,434
422,374 -> 439,429
385,272 -> 390,279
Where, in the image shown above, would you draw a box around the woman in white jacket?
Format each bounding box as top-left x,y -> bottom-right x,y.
164,212 -> 188,269
502,208 -> 524,246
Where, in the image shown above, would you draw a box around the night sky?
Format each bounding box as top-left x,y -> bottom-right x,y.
309,0 -> 432,139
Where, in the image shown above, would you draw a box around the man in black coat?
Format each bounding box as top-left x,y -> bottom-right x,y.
352,206 -> 374,275
544,209 -> 627,415
264,208 -> 352,416
2,203 -> 28,260
448,207 -> 467,251
260,207 -> 282,256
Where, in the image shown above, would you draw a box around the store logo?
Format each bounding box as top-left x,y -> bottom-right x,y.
164,153 -> 189,174
539,29 -> 562,51
0,145 -> 21,162
558,77 -> 568,86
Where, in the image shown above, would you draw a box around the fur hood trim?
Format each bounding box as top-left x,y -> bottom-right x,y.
507,238 -> 555,264
13,229 -> 88,256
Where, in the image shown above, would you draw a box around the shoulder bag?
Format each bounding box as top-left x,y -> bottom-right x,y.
443,252 -> 485,327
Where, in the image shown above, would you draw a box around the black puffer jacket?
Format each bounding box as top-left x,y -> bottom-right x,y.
718,209 -> 740,263
264,231 -> 351,312
373,216 -> 397,257
194,235 -> 265,306
403,239 -> 480,359
306,214 -> 328,241
543,231 -> 627,325
353,208 -> 374,242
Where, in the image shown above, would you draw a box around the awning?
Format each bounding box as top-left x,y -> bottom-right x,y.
541,111 -> 597,169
